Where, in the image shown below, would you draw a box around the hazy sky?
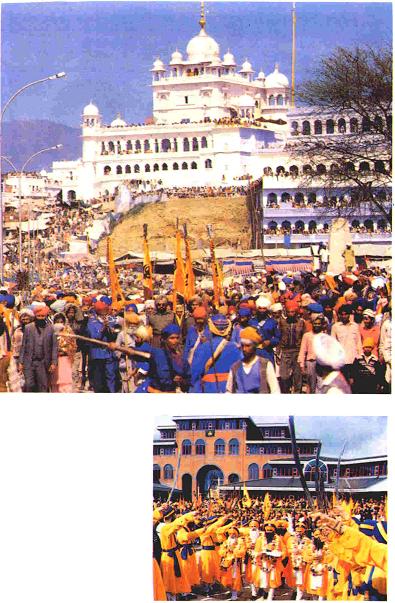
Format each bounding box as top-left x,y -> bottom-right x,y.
154,415 -> 387,458
2,1 -> 392,128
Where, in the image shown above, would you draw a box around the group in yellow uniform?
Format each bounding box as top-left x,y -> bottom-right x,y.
152,500 -> 387,601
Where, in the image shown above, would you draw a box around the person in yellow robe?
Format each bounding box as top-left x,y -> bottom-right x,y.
218,527 -> 247,601
253,520 -> 285,600
158,506 -> 191,599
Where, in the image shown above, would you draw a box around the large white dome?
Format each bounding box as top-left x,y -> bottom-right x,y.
83,102 -> 99,116
186,28 -> 220,63
265,64 -> 289,88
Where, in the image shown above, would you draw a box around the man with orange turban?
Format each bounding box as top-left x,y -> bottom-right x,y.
226,327 -> 280,393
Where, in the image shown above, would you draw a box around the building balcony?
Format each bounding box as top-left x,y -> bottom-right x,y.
262,232 -> 391,244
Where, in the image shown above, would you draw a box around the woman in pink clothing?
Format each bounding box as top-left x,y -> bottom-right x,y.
298,314 -> 326,393
51,313 -> 77,393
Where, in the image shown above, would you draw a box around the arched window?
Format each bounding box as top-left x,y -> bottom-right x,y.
290,165 -> 299,177
134,164 -> 140,173
304,459 -> 328,482
314,120 -> 322,135
330,163 -> 339,174
125,165 -> 131,174
192,137 -> 199,151
326,119 -> 335,134
101,142 -> 106,154
108,141 -> 115,153
281,192 -> 291,203
374,160 -> 385,174
345,162 -> 355,173
350,118 -> 358,133
302,120 -> 311,135
164,464 -> 174,479
229,438 -> 239,455
201,136 -> 208,148
161,138 -> 171,152
135,140 -> 141,151
267,192 -> 278,207
214,439 -> 225,455
126,140 -> 133,151
359,161 -> 370,173
302,164 -> 312,175
228,473 -> 239,484
276,166 -> 285,176
104,166 -> 111,175
362,116 -> 371,132
351,219 -> 360,229
183,138 -> 190,152
295,220 -> 305,232
144,139 -> 150,152
295,192 -> 305,204
173,162 -> 179,171
268,220 -> 278,231
277,94 -> 284,106
182,439 -> 192,455
282,220 -> 291,230
153,163 -> 159,172
269,95 -> 275,106
317,163 -> 326,175
162,163 -> 168,171
205,159 -> 212,169
291,121 -> 299,133
338,118 -> 346,133
195,439 -> 205,455
191,161 -> 197,170
145,164 -> 151,173
308,192 -> 316,205
248,463 -> 259,480
308,220 -> 317,232
182,162 -> 188,170
154,139 -> 159,153
374,115 -> 383,132
116,165 -> 122,174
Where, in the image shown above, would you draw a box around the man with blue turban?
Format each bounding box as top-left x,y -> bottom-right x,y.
190,314 -> 241,393
146,324 -> 190,393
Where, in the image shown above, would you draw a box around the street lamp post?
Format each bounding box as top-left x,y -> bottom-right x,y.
1,144 -> 63,279
0,71 -> 66,283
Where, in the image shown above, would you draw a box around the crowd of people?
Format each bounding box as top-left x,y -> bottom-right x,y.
153,494 -> 387,600
0,260 -> 390,394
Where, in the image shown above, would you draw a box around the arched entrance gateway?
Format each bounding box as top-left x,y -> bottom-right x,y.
182,473 -> 192,501
196,464 -> 224,495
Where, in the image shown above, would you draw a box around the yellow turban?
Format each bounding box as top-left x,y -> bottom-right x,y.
240,327 -> 262,344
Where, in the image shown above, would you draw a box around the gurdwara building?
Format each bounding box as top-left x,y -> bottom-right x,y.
49,6 -> 293,202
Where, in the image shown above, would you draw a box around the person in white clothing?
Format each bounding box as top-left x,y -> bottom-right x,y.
313,333 -> 351,394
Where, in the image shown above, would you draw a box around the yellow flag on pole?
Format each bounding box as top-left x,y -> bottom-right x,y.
106,236 -> 124,308
173,229 -> 185,310
184,233 -> 195,302
242,483 -> 252,508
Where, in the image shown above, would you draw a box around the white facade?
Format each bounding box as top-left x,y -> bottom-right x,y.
48,9 -> 292,202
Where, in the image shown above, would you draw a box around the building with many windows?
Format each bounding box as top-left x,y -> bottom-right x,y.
153,416 -> 387,500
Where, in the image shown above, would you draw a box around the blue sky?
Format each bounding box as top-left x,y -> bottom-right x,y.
2,1 -> 392,128
154,416 -> 387,458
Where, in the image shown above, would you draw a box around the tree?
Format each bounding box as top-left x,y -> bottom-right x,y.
290,46 -> 392,222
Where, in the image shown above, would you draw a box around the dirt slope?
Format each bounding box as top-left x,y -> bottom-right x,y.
97,196 -> 251,256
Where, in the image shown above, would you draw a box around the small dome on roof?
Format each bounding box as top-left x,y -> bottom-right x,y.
83,102 -> 99,116
111,113 -> 126,127
223,50 -> 236,66
151,58 -> 166,71
257,70 -> 265,80
265,63 -> 289,88
240,59 -> 254,73
170,49 -> 183,64
210,56 -> 223,67
186,28 -> 220,63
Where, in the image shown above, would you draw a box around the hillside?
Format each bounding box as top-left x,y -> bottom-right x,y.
97,196 -> 251,256
1,120 -> 80,171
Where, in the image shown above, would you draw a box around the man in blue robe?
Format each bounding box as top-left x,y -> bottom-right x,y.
85,298 -> 120,392
190,314 -> 242,393
183,306 -> 211,366
146,324 -> 191,393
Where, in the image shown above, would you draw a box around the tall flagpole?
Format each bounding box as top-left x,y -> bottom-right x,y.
291,2 -> 296,107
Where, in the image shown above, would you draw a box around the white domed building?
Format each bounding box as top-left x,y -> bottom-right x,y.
50,6 -> 293,201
